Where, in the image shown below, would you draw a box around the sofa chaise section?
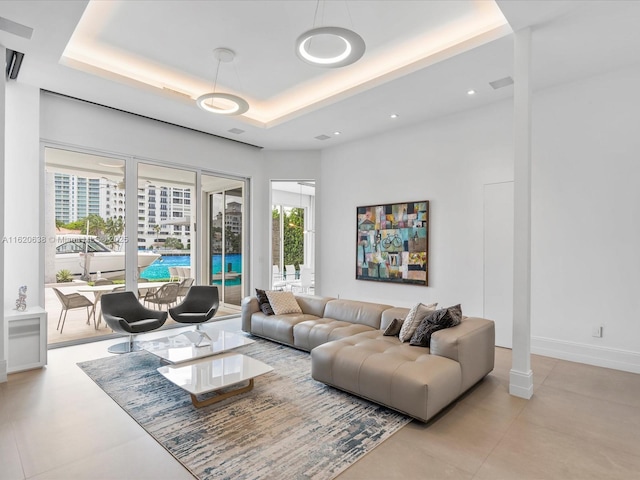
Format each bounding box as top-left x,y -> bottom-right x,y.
311,316 -> 495,422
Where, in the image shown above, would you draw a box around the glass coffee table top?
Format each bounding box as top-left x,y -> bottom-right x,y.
140,328 -> 254,364
157,352 -> 273,408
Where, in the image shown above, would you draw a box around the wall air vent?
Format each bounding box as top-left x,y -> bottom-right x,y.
228,128 -> 245,134
315,134 -> 331,141
489,76 -> 514,90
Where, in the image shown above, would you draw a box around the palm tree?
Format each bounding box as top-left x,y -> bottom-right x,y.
104,217 -> 125,250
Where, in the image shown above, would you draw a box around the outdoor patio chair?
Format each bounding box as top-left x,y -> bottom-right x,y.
101,291 -> 167,353
292,267 -> 314,294
177,277 -> 194,300
169,286 -> 219,345
285,264 -> 296,280
169,267 -> 180,282
143,282 -> 180,310
52,287 -> 96,334
94,278 -> 114,286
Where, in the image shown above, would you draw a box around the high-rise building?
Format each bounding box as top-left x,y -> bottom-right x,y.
54,174 -> 192,251
54,174 -> 102,224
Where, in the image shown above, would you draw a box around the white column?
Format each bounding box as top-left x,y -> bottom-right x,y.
1,46 -> 7,383
124,158 -> 138,292
510,28 -> 534,399
44,171 -> 57,283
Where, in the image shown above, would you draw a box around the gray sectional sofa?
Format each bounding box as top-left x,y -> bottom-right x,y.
241,293 -> 495,422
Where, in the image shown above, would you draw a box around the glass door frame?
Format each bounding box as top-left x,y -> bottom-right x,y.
41,141 -> 250,343
201,172 -> 249,310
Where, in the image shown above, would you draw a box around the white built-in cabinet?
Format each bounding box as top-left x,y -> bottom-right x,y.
4,307 -> 47,373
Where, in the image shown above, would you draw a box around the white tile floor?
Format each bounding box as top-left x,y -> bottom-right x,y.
2,316 -> 640,480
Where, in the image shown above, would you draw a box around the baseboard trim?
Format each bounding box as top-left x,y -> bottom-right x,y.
532,336 -> 640,374
0,359 -> 7,383
509,369 -> 533,399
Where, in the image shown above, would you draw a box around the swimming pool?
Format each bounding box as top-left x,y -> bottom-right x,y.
141,254 -> 242,282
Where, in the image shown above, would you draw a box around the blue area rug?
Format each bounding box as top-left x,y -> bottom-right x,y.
77,338 -> 411,479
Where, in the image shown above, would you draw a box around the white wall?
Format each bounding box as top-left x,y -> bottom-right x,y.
531,64 -> 640,371
318,100 -> 513,310
1,46 -> 7,382
4,83 -> 40,312
317,64 -> 640,373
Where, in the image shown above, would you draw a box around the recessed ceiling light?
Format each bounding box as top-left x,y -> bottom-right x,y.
467,89 -> 476,95
333,131 -> 341,135
390,114 -> 399,119
99,162 -> 123,168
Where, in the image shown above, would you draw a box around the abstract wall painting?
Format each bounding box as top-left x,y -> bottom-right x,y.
356,201 -> 429,286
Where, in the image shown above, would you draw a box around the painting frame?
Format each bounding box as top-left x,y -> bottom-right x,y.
356,200 -> 429,286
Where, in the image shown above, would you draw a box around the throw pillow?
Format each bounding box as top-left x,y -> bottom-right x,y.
266,290 -> 303,315
398,302 -> 437,343
409,304 -> 463,347
255,288 -> 274,316
383,318 -> 404,336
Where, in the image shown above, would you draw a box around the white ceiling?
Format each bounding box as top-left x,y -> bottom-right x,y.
2,1 -> 640,150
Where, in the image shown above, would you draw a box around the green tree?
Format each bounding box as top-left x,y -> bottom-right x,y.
283,207 -> 304,268
272,208 -> 281,268
164,237 -> 184,250
103,217 -> 125,249
64,214 -> 106,236
225,227 -> 241,254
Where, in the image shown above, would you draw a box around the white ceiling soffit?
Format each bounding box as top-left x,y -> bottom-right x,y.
3,1 -> 640,151
61,0 -> 511,128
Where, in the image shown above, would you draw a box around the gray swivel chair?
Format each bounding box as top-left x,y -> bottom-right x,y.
169,286 -> 219,345
101,291 -> 167,354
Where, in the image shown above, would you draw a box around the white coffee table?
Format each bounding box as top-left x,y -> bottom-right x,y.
157,352 -> 273,408
140,328 -> 254,364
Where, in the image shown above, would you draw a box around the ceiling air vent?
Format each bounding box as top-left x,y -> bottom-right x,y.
489,76 -> 514,90
228,128 -> 245,134
315,134 -> 331,141
6,49 -> 24,80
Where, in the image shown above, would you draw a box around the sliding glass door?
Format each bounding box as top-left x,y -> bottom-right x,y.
136,163 -> 196,286
204,176 -> 245,308
44,147 -> 128,346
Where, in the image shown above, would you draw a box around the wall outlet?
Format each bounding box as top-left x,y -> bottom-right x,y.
591,326 -> 603,338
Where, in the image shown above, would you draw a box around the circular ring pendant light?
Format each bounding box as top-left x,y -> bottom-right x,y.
296,26 -> 365,68
196,93 -> 249,115
197,48 -> 249,116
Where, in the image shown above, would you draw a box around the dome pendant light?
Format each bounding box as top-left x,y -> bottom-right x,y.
196,48 -> 249,116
